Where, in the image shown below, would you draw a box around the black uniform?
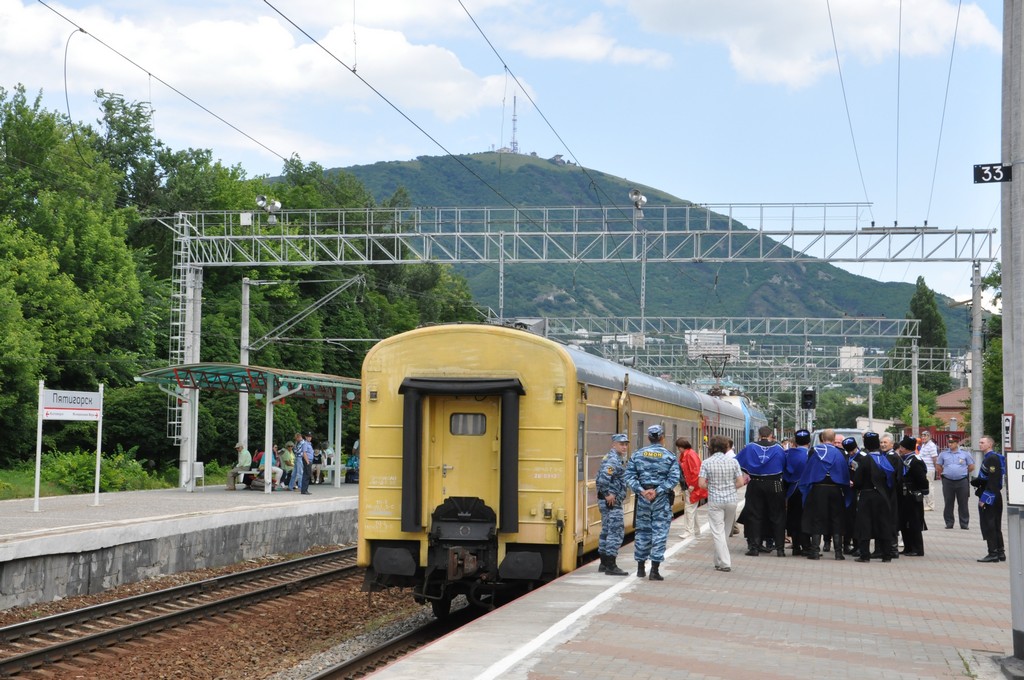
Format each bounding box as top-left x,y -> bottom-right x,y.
852,452 -> 895,561
975,450 -> 1006,561
883,448 -> 904,558
899,453 -> 929,555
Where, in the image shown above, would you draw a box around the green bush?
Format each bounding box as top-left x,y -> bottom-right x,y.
40,444 -> 161,493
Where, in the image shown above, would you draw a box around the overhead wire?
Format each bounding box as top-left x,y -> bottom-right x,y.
925,0 -> 963,223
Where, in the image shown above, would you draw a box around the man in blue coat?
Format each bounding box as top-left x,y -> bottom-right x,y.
798,428 -> 851,560
736,426 -> 787,557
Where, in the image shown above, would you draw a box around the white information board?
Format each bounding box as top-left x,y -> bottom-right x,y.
42,389 -> 102,421
1008,452 -> 1024,507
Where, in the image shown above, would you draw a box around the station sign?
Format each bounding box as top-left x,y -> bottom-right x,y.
1008,452 -> 1024,507
41,389 -> 103,421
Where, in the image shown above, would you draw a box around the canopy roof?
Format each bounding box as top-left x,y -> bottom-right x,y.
135,362 -> 360,401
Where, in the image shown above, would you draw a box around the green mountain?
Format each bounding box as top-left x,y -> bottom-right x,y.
339,152 -> 970,348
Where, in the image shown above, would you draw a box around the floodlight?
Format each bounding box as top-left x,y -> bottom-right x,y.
256,195 -> 268,208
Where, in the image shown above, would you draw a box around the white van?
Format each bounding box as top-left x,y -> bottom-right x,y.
810,428 -> 864,449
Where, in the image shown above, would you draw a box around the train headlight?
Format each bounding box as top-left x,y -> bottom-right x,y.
554,387 -> 564,403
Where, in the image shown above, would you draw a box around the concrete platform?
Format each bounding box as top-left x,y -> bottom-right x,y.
0,482 -> 359,609
374,494 -> 1018,680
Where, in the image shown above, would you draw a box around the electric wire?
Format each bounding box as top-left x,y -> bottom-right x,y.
261,0 -> 537,223
826,0 -> 873,223
37,0 -> 288,163
925,0 -> 963,224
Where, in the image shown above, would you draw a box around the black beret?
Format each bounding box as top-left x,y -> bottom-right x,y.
842,437 -> 857,452
794,429 -> 811,445
899,436 -> 918,451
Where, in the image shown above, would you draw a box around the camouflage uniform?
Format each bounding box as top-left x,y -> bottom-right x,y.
595,448 -> 627,557
625,442 -> 680,564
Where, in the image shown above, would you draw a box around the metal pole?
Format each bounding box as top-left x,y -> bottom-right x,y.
971,262 -> 984,450
1002,0 -> 1024,659
911,339 -> 920,437
868,381 -> 874,432
240,277 -> 250,450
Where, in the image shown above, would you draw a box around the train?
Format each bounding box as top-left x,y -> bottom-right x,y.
356,323 -> 766,617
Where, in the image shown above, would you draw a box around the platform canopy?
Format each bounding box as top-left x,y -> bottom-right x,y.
135,362 -> 360,400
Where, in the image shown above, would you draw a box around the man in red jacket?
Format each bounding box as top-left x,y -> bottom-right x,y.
677,437 -> 708,539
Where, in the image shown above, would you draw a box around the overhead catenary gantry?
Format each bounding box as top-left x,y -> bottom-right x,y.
157,202 -> 995,489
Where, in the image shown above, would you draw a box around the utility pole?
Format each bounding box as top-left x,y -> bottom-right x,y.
1001,0 -> 1023,661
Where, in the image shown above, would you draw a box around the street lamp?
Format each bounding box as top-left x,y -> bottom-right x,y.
256,195 -> 282,224
630,189 -> 647,348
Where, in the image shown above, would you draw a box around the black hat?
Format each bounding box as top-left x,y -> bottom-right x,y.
304,431 -> 314,438
794,429 -> 811,445
863,432 -> 880,451
899,435 -> 917,451
842,437 -> 857,452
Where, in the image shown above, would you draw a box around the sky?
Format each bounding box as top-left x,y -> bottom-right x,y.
0,0 -> 1007,309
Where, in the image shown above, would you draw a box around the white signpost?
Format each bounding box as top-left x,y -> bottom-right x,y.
1008,452 -> 1024,508
35,382 -> 105,511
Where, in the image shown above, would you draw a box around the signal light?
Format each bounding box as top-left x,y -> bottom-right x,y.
801,388 -> 816,410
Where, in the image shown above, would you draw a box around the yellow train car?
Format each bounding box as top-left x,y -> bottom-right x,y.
357,324 -> 745,616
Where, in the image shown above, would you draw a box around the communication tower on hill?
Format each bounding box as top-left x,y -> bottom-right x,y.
510,95 -> 519,154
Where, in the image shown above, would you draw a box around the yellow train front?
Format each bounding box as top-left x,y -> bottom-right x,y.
357,323 -> 744,616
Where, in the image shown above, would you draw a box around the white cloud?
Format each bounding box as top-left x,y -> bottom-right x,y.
619,0 -> 1000,88
505,12 -> 672,67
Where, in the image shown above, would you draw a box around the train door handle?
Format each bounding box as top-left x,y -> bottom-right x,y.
442,464 -> 455,477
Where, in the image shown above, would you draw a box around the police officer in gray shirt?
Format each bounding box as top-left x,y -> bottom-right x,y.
935,435 -> 975,530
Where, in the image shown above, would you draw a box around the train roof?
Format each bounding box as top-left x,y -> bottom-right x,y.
565,344 -> 703,411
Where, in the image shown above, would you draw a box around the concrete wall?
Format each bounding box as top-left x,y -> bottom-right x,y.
0,506 -> 359,610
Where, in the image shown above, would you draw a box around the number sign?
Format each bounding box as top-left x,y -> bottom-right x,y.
974,164 -> 1013,184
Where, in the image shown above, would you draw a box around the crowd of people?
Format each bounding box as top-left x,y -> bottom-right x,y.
225,432 -> 358,493
594,425 -> 1008,578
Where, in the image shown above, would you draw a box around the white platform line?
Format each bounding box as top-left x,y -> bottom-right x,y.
472,506 -> 732,680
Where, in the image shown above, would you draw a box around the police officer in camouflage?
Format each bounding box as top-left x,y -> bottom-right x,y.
625,424 -> 681,581
595,433 -> 630,576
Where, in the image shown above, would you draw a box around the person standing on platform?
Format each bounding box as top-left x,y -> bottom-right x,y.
898,436 -> 929,556
918,431 -> 939,511
280,441 -> 295,487
840,437 -> 860,556
935,435 -> 975,530
783,429 -> 811,556
974,435 -> 1006,562
798,429 -> 851,560
699,434 -> 747,573
290,433 -> 305,492
226,442 -> 252,491
852,432 -> 895,562
624,424 -> 680,581
880,433 -> 904,558
297,431 -> 315,495
677,437 -> 707,540
595,433 -> 630,576
736,426 -> 787,557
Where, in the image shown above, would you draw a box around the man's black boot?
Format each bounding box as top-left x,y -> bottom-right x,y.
605,558 -> 628,576
833,535 -> 845,560
649,562 -> 664,581
636,561 -> 646,577
745,543 -> 759,556
598,555 -> 608,573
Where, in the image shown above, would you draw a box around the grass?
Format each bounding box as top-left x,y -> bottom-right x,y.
0,462 -> 180,501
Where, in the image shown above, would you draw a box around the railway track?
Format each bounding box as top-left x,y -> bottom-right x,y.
308,605 -> 480,679
0,546 -> 359,677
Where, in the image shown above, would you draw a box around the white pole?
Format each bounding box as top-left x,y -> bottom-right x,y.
33,380 -> 44,513
92,384 -> 104,506
334,387 -> 344,488
264,377 -> 274,494
240,277 -> 250,450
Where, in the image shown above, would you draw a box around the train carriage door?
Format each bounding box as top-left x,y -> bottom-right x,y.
427,396 -> 500,510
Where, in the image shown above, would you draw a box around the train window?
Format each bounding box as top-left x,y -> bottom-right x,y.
450,413 -> 486,436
